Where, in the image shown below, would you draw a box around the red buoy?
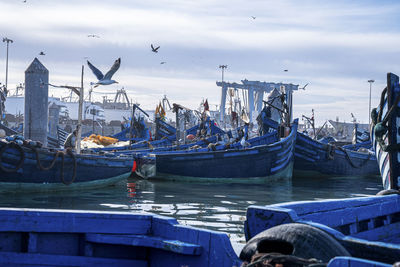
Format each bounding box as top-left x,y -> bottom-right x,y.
132,160 -> 137,172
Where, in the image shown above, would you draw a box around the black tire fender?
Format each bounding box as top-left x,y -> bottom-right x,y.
240,223 -> 350,263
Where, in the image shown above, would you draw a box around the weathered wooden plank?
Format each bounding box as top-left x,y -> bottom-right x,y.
328,256 -> 391,267
350,221 -> 400,242
86,233 -> 202,255
0,251 -> 146,267
0,208 -> 151,234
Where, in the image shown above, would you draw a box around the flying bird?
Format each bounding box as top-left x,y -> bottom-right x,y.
251,16 -> 256,19
39,51 -> 45,56
160,62 -> 166,64
284,69 -> 288,72
151,44 -> 160,53
300,83 -> 309,90
87,58 -> 121,88
87,34 -> 100,38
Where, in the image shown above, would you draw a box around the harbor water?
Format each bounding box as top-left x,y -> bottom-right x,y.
1,174 -> 381,253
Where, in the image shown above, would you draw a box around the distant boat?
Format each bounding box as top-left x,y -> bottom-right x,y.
294,130 -> 379,177
0,138 -> 133,192
135,119 -> 298,182
259,114 -> 379,177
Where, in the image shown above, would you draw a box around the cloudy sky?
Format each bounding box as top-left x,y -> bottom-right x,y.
0,0 -> 399,125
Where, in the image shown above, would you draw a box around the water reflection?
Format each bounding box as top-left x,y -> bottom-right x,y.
0,175 -> 381,247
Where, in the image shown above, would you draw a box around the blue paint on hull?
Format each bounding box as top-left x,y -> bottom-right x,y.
137,119 -> 298,181
0,140 -> 133,189
294,132 -> 379,177
0,207 -> 242,267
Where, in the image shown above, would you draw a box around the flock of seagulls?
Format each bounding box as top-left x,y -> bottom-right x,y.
84,42 -> 166,87
34,14 -> 302,89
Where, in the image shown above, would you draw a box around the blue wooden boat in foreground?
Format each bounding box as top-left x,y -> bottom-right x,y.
135,119 -> 298,182
243,194 -> 400,265
238,73 -> 400,266
0,138 -> 133,192
0,207 -> 391,267
0,207 -> 241,267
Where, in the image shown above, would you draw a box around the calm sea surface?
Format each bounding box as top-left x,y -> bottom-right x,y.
0,175 -> 382,253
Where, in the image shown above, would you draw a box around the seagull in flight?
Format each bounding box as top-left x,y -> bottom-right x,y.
251,16 -> 256,19
39,51 -> 45,56
284,69 -> 288,72
299,83 -> 309,90
160,61 -> 166,64
151,44 -> 160,53
87,58 -> 121,88
88,34 -> 100,38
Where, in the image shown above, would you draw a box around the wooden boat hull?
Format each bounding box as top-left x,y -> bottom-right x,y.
243,195 -> 400,264
371,73 -> 400,190
0,140 -> 133,191
0,207 -> 387,266
0,207 -> 242,267
136,120 -> 297,181
294,131 -> 379,177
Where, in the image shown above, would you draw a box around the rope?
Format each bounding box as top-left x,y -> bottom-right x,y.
326,144 -> 335,160
0,142 -> 25,173
377,87 -> 387,123
242,252 -> 326,267
337,146 -> 372,168
60,149 -> 77,185
30,146 -> 65,171
30,145 -> 77,185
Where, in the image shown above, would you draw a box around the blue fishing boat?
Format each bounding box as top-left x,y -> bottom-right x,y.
94,118 -> 224,153
134,119 -> 298,182
0,137 -> 133,192
371,73 -> 400,192
293,131 -> 379,177
239,73 -> 400,266
258,105 -> 379,177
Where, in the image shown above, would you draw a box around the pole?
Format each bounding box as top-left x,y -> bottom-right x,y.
92,108 -> 95,134
219,65 -> 227,127
219,65 -> 227,82
76,65 -> 84,154
3,37 -> 13,93
368,79 -> 374,125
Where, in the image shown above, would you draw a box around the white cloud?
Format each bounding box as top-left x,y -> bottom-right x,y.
0,0 -> 399,125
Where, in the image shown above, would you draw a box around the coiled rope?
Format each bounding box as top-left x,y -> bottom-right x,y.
337,146 -> 372,168
30,146 -> 77,185
0,142 -> 25,173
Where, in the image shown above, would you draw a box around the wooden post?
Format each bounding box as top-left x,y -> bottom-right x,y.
76,65 -> 84,154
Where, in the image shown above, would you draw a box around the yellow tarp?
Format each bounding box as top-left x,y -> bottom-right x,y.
83,134 -> 119,146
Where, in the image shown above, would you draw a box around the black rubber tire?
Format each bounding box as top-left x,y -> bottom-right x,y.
240,223 -> 350,263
